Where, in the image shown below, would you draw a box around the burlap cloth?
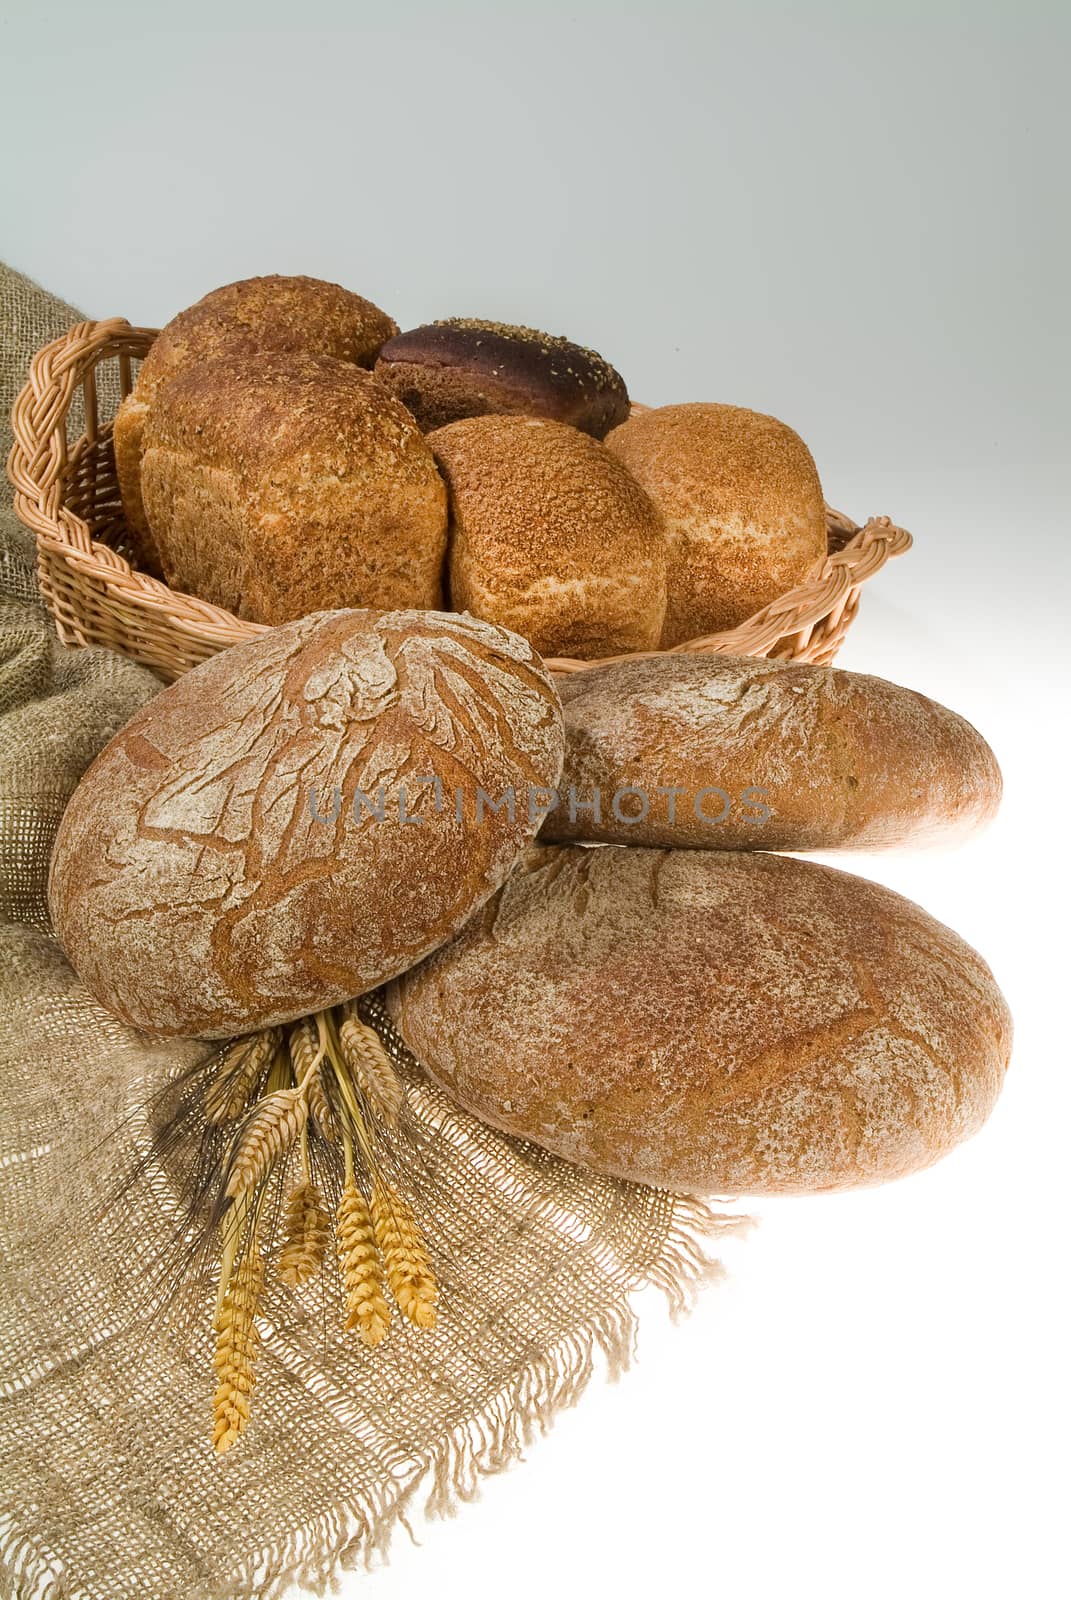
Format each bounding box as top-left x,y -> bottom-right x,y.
0,264 -> 743,1600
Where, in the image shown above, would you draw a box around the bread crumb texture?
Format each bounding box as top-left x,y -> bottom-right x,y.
387,846 -> 1011,1195
545,652 -> 1002,850
140,349 -> 448,623
47,609 -> 564,1039
430,414 -> 666,659
606,402 -> 828,644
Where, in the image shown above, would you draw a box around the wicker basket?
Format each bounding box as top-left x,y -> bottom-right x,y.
7,318 -> 912,682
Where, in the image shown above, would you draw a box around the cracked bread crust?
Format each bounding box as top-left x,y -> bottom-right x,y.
47,609 -> 564,1039
386,845 -> 1012,1195
542,652 -> 1002,850
139,350 -> 448,624
114,274 -> 398,563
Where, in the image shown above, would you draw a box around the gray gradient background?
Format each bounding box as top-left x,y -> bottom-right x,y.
2,4 -> 1068,1598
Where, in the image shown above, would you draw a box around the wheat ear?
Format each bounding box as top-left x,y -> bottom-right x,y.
336,1180 -> 391,1347
371,1183 -> 438,1330
205,1028 -> 279,1123
225,1087 -> 308,1200
338,1011 -> 405,1126
212,1240 -> 264,1454
277,1181 -> 330,1287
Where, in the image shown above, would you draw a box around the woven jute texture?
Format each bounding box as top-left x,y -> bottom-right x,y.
0,263 -> 744,1600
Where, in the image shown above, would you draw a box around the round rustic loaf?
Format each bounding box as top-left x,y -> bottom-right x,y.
140,351 -> 448,625
387,845 -> 1011,1195
115,274 -> 398,566
374,318 -> 630,437
48,609 -> 564,1039
606,402 -> 828,645
429,415 -> 667,660
541,653 -> 1002,851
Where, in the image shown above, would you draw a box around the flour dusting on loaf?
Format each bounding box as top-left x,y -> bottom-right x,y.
543,653 -> 1002,850
387,846 -> 1011,1195
48,610 -> 564,1038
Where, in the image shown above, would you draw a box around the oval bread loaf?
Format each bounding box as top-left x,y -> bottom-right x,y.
48,609 -> 564,1039
115,274 -> 398,565
429,414 -> 667,660
606,402 -> 828,644
374,319 -> 630,437
386,845 -> 1011,1195
140,351 -> 448,625
542,653 -> 1002,850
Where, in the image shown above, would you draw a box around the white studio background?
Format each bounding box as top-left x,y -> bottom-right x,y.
2,4 -> 1067,1598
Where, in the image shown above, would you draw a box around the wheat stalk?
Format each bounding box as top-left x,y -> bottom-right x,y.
225,1086 -> 308,1200
205,1028 -> 279,1123
338,1010 -> 405,1126
336,1180 -> 391,1347
277,1181 -> 330,1287
371,1182 -> 438,1330
212,1239 -> 264,1455
307,1063 -> 340,1141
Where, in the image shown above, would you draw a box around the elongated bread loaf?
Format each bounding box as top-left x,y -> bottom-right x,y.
139,351 -> 447,625
48,610 -> 564,1039
115,274 -> 398,565
387,845 -> 1011,1195
541,653 -> 1001,850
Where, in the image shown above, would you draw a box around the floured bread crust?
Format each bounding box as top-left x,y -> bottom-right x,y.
387,845 -> 1012,1195
543,652 -> 1002,850
606,402 -> 828,645
47,610 -> 564,1039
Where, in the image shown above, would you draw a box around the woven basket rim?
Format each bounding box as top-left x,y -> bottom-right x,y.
7,316 -> 912,678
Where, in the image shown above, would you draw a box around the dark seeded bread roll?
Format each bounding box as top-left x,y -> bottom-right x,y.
541,653 -> 1002,850
429,414 -> 666,660
47,609 -> 565,1039
140,350 -> 447,625
387,845 -> 1012,1196
115,275 -> 398,565
374,319 -> 630,437
606,403 -> 828,645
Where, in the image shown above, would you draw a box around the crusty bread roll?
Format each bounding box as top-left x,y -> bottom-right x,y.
429,415 -> 666,660
606,403 -> 828,645
542,653 -> 1002,851
139,351 -> 447,625
115,274 -> 398,566
374,319 -> 630,437
387,846 -> 1011,1195
48,609 -> 564,1039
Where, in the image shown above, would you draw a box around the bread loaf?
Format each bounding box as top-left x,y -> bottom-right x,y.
115,275 -> 398,566
541,653 -> 1002,851
47,609 -> 564,1039
139,351 -> 447,624
374,319 -> 630,437
429,415 -> 666,660
387,845 -> 1011,1195
606,403 -> 828,644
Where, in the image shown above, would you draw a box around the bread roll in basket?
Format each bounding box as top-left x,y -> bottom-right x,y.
7,318 -> 912,681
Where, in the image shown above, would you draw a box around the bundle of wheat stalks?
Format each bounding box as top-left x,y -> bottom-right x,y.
205,1001 -> 438,1455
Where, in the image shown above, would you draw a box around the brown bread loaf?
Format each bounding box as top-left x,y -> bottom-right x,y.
139,351 -> 448,625
541,653 -> 1002,851
115,274 -> 398,565
387,845 -> 1011,1195
47,609 -> 564,1039
606,403 -> 828,644
374,318 -> 630,437
429,414 -> 666,660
